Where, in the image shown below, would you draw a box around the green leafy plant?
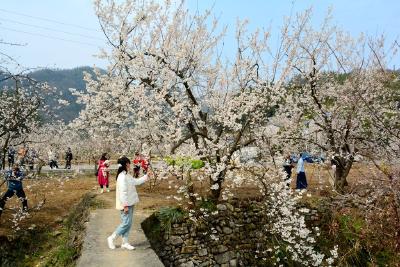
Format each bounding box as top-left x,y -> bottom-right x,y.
164,156 -> 176,166
190,159 -> 205,169
156,206 -> 187,234
163,156 -> 204,169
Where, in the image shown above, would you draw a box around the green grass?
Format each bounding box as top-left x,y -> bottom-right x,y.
42,229 -> 76,267
198,198 -> 217,211
338,214 -> 365,242
41,193 -> 96,267
89,197 -> 107,209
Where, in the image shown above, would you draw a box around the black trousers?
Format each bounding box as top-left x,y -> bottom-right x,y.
296,172 -> 308,189
8,157 -> 14,168
65,160 -> 72,169
0,188 -> 28,216
50,160 -> 58,169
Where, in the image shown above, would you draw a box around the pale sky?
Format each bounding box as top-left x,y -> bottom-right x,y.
0,0 -> 399,70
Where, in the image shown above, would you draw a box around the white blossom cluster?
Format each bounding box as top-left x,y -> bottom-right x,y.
260,169 -> 338,266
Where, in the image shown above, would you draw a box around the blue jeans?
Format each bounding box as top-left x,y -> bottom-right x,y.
114,206 -> 134,238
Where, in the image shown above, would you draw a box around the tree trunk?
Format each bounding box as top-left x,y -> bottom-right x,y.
333,156 -> 353,193
36,157 -> 46,175
334,169 -> 347,192
1,148 -> 5,170
209,169 -> 226,202
1,134 -> 11,170
186,171 -> 197,207
391,194 -> 400,251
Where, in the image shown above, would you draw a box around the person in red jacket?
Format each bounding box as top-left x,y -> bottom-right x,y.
132,152 -> 148,178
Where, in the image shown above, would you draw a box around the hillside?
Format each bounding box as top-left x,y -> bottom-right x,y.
29,66 -> 102,122
0,66 -> 103,122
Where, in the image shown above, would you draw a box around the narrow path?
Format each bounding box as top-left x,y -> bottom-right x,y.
77,191 -> 164,267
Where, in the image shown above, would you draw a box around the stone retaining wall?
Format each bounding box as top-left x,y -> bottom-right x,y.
143,201 -> 284,267
143,200 -> 321,267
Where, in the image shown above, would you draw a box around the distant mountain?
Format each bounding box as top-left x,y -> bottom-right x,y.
0,66 -> 105,122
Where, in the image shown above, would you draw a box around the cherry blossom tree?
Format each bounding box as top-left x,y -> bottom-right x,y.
356,66 -> 400,249
0,70 -> 57,169
70,1 -> 360,264
0,40 -> 67,169
276,14 -> 399,192
74,0 -> 311,202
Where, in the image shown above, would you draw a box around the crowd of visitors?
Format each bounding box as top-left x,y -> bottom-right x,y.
2,145 -> 74,171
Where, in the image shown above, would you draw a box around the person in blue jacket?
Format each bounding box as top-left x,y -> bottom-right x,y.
0,163 -> 28,217
296,152 -> 308,189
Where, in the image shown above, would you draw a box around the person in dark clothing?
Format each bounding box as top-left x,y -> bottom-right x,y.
48,149 -> 58,169
7,146 -> 16,169
0,164 -> 28,217
65,148 -> 73,169
26,147 -> 36,171
282,154 -> 294,185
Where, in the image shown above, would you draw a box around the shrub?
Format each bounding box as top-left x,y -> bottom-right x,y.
156,207 -> 187,234
163,156 -> 204,169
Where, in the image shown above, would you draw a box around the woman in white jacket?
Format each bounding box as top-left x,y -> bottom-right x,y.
107,156 -> 148,250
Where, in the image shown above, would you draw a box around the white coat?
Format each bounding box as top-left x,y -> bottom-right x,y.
115,171 -> 147,210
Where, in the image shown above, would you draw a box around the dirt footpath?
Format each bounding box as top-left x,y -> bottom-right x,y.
77,190 -> 164,267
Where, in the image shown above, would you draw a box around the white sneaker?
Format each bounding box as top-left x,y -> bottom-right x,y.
107,236 -> 116,250
121,243 -> 135,250
106,188 -> 110,192
100,189 -> 104,194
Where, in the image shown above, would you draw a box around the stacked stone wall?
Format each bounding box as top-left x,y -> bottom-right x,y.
143,201 -> 277,266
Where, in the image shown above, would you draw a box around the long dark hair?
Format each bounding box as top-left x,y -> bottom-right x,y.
100,153 -> 108,161
116,156 -> 130,180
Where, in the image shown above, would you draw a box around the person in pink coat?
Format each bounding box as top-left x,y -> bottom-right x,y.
97,153 -> 110,193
